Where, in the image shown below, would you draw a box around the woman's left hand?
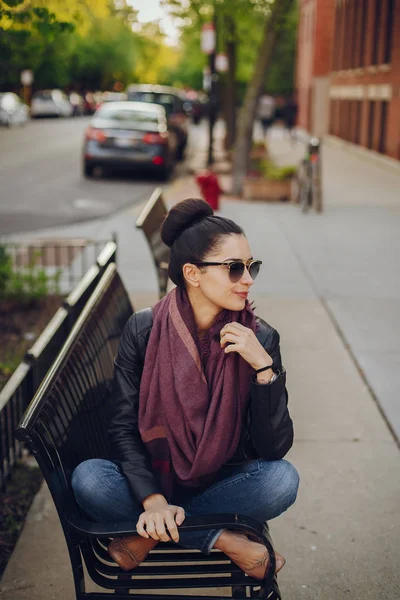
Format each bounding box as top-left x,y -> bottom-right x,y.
220,322 -> 272,370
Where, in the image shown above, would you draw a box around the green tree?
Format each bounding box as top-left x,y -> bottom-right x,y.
163,0 -> 297,149
0,0 -> 75,90
72,17 -> 140,90
232,0 -> 296,194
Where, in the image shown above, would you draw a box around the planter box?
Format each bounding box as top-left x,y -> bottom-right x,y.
249,147 -> 268,160
243,176 -> 292,202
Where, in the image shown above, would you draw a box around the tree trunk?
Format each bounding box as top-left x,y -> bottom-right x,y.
232,0 -> 295,195
224,17 -> 237,149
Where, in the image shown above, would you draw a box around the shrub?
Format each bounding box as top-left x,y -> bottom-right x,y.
0,244 -> 61,302
260,159 -> 297,181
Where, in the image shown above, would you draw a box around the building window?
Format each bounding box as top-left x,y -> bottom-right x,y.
371,0 -> 382,65
359,0 -> 368,67
379,102 -> 388,154
384,0 -> 395,63
367,101 -> 375,149
355,101 -> 362,145
348,0 -> 357,69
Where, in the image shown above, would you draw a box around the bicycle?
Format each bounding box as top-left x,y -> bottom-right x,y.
295,137 -> 323,213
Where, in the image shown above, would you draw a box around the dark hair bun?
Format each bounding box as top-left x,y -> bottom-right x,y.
161,198 -> 213,248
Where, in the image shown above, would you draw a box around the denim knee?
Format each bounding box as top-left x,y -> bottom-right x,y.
274,459 -> 299,508
260,458 -> 299,511
71,458 -> 112,507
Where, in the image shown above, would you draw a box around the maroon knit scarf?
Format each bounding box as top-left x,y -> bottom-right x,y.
138,287 -> 257,500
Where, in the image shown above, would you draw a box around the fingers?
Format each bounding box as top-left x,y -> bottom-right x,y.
137,506 -> 186,543
220,332 -> 240,348
221,323 -> 248,334
175,506 -> 186,526
136,515 -> 149,539
224,343 -> 239,354
145,518 -> 160,541
165,512 -> 179,543
155,514 -> 170,542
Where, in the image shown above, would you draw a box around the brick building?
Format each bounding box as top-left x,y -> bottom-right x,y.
296,0 -> 400,161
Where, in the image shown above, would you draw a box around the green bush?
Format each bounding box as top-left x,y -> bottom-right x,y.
0,245 -> 61,302
260,159 -> 297,181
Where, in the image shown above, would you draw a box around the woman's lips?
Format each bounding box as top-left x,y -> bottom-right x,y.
235,292 -> 248,299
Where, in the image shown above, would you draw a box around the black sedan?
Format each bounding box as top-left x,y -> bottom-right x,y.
82,101 -> 178,179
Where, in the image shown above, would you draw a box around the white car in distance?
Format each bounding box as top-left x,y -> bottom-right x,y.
31,89 -> 73,118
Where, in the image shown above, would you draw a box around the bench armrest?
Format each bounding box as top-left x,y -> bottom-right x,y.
64,512 -> 268,542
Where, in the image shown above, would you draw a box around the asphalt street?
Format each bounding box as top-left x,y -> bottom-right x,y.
0,116 -> 158,235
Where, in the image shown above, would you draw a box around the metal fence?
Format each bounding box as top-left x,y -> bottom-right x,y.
0,238 -> 117,492
2,239 -> 113,295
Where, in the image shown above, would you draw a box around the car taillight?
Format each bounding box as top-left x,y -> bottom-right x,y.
152,156 -> 164,165
85,127 -> 107,142
143,133 -> 168,145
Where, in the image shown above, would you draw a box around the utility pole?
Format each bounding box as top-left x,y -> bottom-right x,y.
207,13 -> 218,165
201,16 -> 218,165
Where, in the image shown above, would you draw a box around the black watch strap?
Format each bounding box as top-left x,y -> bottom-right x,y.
255,363 -> 273,374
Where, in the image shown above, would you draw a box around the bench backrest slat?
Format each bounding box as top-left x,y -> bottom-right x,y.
136,187 -> 170,298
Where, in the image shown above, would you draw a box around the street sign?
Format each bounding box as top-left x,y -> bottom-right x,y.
215,53 -> 229,73
21,70 -> 34,86
201,23 -> 216,55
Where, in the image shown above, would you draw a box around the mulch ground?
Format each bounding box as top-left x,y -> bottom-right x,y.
0,296 -> 63,578
0,295 -> 62,391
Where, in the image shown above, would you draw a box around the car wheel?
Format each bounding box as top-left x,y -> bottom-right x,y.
157,165 -> 171,181
83,163 -> 95,178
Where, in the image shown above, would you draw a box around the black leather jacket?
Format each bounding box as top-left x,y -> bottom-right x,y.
108,307 -> 294,504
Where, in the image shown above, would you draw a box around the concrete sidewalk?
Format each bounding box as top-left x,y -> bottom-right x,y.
1,125 -> 400,599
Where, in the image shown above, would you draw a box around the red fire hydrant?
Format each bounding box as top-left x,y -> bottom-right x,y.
195,170 -> 222,211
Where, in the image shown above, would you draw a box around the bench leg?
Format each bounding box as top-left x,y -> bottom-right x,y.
251,575 -> 282,599
231,568 -> 247,598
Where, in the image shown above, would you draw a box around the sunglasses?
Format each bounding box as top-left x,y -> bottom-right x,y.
193,259 -> 262,283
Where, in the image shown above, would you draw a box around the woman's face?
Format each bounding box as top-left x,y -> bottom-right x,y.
194,234 -> 256,312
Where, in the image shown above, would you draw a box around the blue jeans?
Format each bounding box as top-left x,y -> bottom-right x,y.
71,458 -> 299,554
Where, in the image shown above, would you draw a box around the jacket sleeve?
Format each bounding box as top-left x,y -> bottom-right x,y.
249,329 -> 294,460
107,314 -> 162,505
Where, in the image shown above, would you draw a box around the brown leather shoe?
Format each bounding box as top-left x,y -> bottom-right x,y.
108,535 -> 158,571
221,532 -> 286,580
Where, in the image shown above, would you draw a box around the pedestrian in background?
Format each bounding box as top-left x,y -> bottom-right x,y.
257,93 -> 276,138
283,95 -> 298,142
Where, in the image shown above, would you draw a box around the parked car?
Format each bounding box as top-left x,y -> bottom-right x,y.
0,93 -> 30,126
82,101 -> 178,179
127,84 -> 189,160
31,89 -> 73,118
101,91 -> 128,104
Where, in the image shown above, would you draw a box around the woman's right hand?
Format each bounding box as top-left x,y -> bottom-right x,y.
136,494 -> 185,542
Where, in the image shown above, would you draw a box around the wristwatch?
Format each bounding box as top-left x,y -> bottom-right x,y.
267,372 -> 278,384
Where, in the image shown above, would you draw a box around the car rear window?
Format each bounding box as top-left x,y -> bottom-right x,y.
96,106 -> 161,128
32,91 -> 53,100
127,92 -> 177,116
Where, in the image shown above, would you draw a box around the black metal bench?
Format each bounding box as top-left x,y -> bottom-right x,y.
136,187 -> 170,299
16,264 -> 282,599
